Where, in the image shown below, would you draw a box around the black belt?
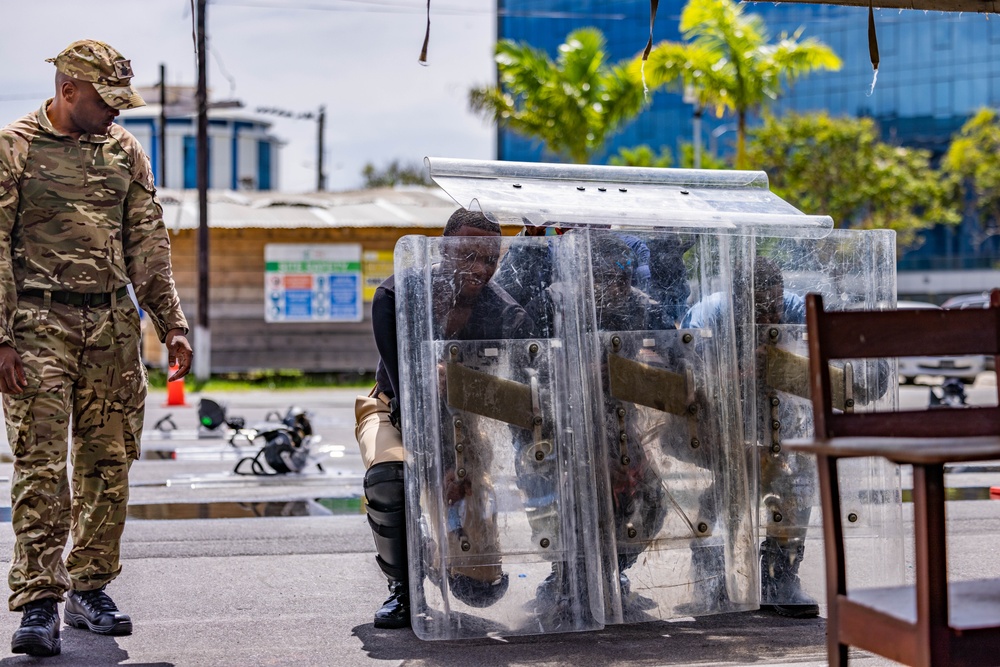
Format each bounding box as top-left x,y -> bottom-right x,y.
21,286 -> 129,308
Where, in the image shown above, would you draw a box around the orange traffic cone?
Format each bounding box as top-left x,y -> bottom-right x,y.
164,364 -> 188,406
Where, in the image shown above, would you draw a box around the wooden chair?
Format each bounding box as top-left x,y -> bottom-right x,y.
787,289 -> 1000,667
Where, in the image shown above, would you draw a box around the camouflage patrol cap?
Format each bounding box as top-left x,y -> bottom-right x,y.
46,39 -> 146,110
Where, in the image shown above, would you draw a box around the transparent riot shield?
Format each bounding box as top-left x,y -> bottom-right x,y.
395,233 -> 603,640
745,231 -> 904,609
577,230 -> 757,624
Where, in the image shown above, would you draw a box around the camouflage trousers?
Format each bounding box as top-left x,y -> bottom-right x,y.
3,291 -> 146,611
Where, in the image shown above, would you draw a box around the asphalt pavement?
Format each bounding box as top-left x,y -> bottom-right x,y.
0,378 -> 995,666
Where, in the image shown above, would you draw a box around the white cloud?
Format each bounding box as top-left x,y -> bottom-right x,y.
0,0 -> 498,192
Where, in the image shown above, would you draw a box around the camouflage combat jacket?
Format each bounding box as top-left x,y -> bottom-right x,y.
0,101 -> 188,347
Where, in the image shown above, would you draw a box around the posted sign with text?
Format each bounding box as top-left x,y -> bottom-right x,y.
264,244 -> 363,323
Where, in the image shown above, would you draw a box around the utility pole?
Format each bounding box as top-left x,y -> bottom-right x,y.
195,0 -> 211,380
158,64 -> 167,187
317,105 -> 326,192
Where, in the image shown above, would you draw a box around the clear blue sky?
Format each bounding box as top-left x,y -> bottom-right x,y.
0,0 -> 498,192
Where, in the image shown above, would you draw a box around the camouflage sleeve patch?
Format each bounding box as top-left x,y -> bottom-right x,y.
112,125 -> 156,193
115,126 -> 188,342
0,128 -> 27,202
0,126 -> 29,348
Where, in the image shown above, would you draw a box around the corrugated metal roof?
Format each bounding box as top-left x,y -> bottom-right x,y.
158,186 -> 464,230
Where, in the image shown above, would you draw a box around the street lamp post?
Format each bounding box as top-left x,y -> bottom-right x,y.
683,85 -> 703,169
710,124 -> 738,159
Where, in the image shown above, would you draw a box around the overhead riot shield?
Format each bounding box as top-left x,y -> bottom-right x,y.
578,230 -> 756,624
394,233 -> 603,641
743,231 -> 904,608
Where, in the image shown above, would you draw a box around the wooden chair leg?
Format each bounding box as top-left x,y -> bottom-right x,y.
912,463 -> 949,667
817,454 -> 848,666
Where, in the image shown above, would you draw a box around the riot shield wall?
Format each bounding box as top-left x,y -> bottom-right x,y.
395,234 -> 604,640
575,230 -> 757,624
398,157 -> 909,637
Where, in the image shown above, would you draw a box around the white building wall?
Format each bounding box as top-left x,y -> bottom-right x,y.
166,132 -> 185,190
119,110 -> 280,191
238,135 -> 258,189
209,128 -> 230,190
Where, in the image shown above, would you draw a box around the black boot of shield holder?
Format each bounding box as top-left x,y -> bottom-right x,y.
759,537 -> 819,618
374,580 -> 410,629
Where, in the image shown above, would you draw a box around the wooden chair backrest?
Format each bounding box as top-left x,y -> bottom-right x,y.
806,289 -> 1000,440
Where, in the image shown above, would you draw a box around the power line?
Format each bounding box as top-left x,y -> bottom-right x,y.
210,0 -> 628,19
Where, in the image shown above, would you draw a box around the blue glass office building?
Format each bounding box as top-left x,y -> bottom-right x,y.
497,1 -> 1000,268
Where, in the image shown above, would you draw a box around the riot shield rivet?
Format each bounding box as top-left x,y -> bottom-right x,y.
770,397 -> 780,407
682,333 -> 693,344
619,432 -> 628,443
533,416 -> 543,426
687,404 -> 698,415
680,190 -> 690,195
456,468 -> 466,478
455,443 -> 464,453
697,522 -> 708,533
535,450 -> 545,461
847,513 -> 859,523
461,541 -> 471,551
771,420 -> 781,431
540,538 -> 551,548
598,187 -> 607,192
577,186 -> 586,191
770,443 -> 781,454
619,187 -> 628,192
773,512 -> 783,522
627,527 -> 637,539
617,408 -> 626,418
690,438 -> 700,449
512,183 -> 522,189
611,335 -> 621,350
845,398 -> 855,408
621,455 -> 631,466
449,344 -> 459,357
454,419 -> 463,429
528,342 -> 539,355
768,328 -> 779,340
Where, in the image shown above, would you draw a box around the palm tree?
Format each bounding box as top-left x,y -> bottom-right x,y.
470,28 -> 647,164
636,0 -> 841,169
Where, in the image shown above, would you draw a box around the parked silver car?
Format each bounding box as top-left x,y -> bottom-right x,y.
896,300 -> 987,384
941,291 -> 991,310
940,292 -> 995,371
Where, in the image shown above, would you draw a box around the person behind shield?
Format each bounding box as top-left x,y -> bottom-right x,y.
682,256 -> 817,618
354,209 -> 531,629
521,233 -> 668,617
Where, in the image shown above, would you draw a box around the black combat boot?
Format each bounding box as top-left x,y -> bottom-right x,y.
365,462 -> 410,629
374,580 -> 410,629
65,586 -> 133,635
675,544 -> 730,616
760,536 -> 819,618
11,598 -> 61,657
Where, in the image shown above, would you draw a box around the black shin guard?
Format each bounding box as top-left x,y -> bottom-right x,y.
364,462 -> 408,582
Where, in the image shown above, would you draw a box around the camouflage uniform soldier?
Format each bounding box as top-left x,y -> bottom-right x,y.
0,40 -> 192,657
